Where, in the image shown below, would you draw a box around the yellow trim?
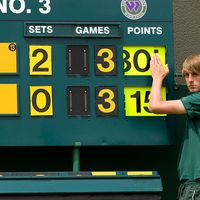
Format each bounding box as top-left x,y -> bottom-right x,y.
35,174 -> 45,177
127,171 -> 153,176
92,172 -> 116,176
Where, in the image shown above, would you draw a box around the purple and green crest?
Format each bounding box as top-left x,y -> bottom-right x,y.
121,0 -> 147,20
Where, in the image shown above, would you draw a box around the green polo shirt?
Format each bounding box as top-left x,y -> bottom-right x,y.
178,92 -> 200,181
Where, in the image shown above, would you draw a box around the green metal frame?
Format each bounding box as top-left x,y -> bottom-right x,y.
0,171 -> 162,194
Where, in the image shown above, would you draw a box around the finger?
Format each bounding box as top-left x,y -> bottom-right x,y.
155,54 -> 162,65
150,59 -> 155,68
152,54 -> 159,65
150,54 -> 156,66
157,55 -> 162,65
165,64 -> 170,73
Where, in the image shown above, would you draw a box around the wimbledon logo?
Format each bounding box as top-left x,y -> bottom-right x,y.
121,0 -> 147,20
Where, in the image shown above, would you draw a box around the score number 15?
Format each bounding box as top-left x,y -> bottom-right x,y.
124,87 -> 166,116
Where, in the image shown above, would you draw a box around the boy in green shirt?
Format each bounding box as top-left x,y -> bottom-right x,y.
150,54 -> 200,200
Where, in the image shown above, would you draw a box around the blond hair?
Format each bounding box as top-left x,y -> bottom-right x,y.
182,54 -> 200,76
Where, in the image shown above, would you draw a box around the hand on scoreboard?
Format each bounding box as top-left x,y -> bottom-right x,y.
150,54 -> 169,81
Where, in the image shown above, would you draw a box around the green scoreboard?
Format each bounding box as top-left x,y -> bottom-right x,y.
0,0 -> 174,146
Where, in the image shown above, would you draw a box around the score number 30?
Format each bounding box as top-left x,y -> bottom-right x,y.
123,46 -> 166,76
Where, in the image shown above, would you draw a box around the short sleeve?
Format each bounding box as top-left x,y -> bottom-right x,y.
181,92 -> 200,118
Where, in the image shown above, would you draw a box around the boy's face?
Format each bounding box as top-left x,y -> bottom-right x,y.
184,72 -> 200,92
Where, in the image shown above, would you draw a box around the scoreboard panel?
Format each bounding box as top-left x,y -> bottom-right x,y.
0,0 -> 174,146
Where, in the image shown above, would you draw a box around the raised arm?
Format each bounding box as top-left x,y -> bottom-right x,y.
149,54 -> 186,114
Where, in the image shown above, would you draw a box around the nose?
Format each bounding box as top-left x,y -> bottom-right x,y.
188,74 -> 194,82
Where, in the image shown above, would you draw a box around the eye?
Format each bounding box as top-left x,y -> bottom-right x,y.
191,72 -> 199,77
183,73 -> 189,78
